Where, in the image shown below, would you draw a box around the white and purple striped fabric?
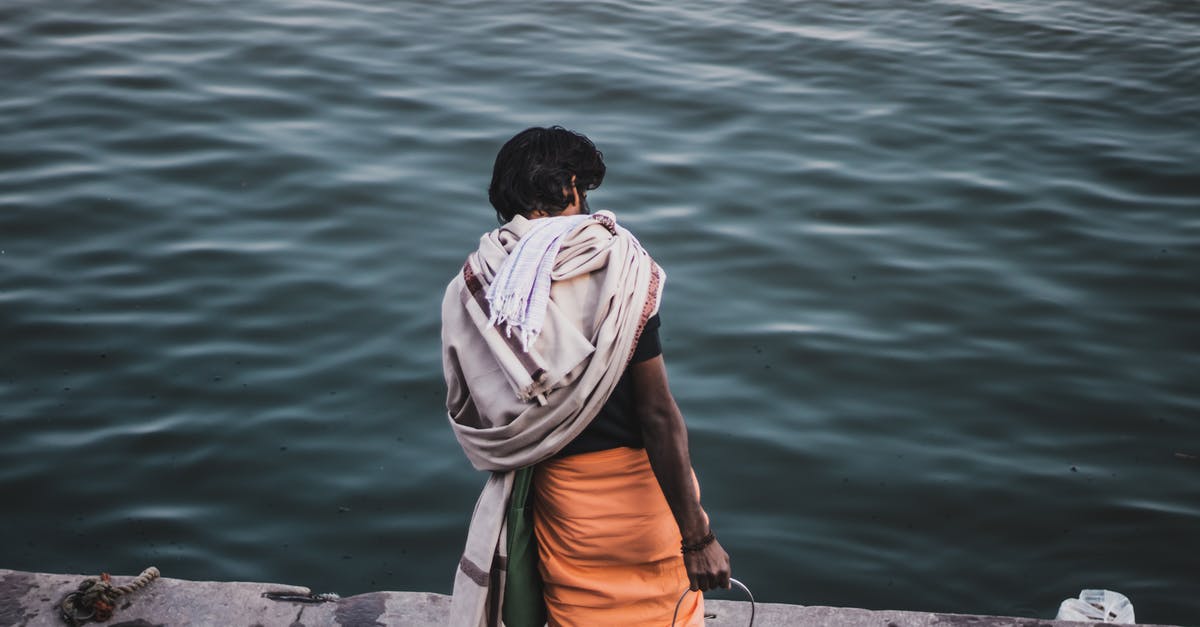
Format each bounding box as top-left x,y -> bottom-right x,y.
485,214 -> 591,352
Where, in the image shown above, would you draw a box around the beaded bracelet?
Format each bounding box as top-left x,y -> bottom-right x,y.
681,530 -> 716,554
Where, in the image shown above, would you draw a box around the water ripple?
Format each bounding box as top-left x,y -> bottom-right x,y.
2,0 -> 1198,622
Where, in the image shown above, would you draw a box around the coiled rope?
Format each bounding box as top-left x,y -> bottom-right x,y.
671,577 -> 755,626
59,566 -> 160,626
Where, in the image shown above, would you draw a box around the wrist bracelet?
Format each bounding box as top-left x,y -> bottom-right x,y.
681,530 -> 716,554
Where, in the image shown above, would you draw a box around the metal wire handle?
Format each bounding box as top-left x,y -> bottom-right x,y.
671,577 -> 755,626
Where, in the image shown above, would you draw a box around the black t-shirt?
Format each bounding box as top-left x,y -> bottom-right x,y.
556,314 -> 662,458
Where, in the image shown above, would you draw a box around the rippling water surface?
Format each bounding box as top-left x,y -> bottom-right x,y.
2,0 -> 1198,623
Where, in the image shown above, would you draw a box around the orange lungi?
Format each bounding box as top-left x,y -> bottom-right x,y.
533,446 -> 703,627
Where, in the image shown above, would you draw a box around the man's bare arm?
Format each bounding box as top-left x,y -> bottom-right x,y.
632,354 -> 731,591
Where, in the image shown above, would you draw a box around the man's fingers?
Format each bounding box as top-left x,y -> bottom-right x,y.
687,556 -> 735,592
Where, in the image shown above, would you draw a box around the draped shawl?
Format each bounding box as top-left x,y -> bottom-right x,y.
441,210 -> 663,626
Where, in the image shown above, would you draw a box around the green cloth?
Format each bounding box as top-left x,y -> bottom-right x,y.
503,466 -> 546,627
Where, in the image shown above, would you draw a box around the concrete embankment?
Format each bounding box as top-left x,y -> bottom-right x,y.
0,568 -> 1176,626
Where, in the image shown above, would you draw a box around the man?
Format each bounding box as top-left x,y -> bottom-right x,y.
442,126 -> 730,626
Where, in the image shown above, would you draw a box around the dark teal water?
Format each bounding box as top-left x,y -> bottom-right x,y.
2,0 -> 1198,623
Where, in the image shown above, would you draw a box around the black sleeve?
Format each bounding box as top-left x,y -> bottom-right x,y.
630,313 -> 662,363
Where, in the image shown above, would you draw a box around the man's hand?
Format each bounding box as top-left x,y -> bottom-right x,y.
684,538 -> 731,591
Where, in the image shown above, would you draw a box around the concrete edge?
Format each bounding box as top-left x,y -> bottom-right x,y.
0,569 -> 1178,626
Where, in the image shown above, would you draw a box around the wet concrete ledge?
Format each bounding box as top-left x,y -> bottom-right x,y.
1,568 -> 1177,626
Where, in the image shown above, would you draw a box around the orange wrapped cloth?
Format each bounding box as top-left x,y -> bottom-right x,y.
533,446 -> 704,627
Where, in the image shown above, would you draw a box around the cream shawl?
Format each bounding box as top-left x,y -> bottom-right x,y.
441,210 -> 663,626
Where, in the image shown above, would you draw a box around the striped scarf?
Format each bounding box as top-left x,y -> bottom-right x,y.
485,214 -> 592,352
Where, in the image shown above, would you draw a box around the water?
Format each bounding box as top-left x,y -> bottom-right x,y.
2,0 -> 1198,623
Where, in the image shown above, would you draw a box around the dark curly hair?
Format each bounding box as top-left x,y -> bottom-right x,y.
488,126 -> 606,223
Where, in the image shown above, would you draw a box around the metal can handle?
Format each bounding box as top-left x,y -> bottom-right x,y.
671,577 -> 755,626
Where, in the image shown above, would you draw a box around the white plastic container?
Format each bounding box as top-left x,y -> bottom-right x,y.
1056,589 -> 1135,624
